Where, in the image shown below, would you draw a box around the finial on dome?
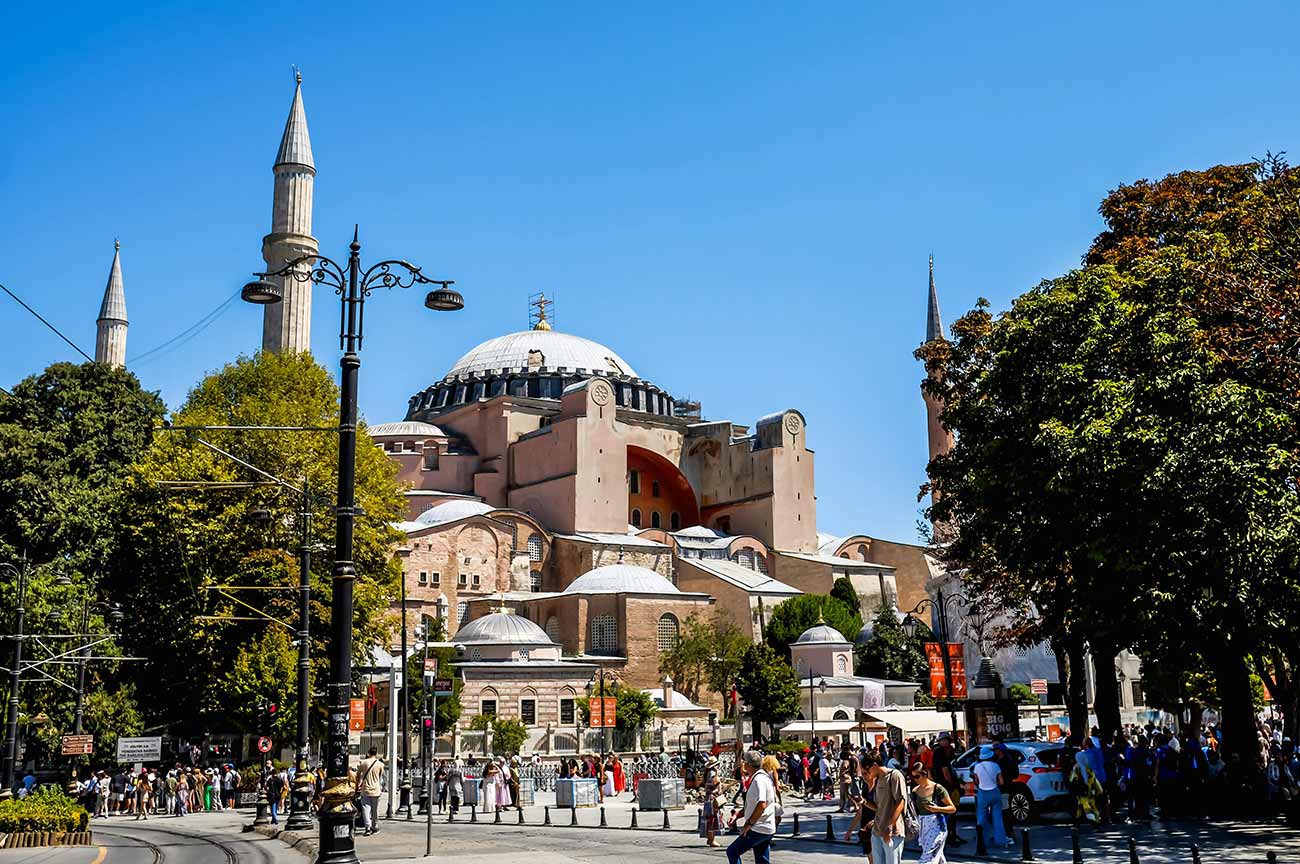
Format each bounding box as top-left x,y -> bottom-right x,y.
530,292 -> 553,331
617,545 -> 625,564
293,64 -> 302,85
114,238 -> 120,251
815,610 -> 825,625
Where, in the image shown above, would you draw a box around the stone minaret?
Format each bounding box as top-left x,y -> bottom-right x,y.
95,240 -> 128,368
923,255 -> 954,488
261,71 -> 318,354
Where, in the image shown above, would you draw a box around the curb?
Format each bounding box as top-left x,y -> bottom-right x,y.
254,823 -> 320,859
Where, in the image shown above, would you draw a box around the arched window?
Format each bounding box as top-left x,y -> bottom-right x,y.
651,480 -> 661,498
657,614 -> 680,651
651,511 -> 661,529
755,553 -> 768,575
545,616 -> 561,644
480,688 -> 498,717
530,571 -> 542,592
589,614 -> 617,655
631,509 -> 642,528
836,655 -> 848,675
527,534 -> 544,562
670,512 -> 681,531
735,548 -> 754,569
858,547 -> 868,561
455,601 -> 467,627
832,710 -> 849,721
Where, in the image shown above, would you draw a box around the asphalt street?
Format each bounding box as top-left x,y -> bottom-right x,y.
0,817 -> 304,864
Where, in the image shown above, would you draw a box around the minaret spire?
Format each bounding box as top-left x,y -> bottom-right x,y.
261,70 -> 319,354
921,255 -> 955,520
95,240 -> 128,368
926,253 -> 943,343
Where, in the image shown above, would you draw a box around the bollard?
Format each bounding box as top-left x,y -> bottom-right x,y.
1071,827 -> 1084,864
826,813 -> 833,840
1267,853 -> 1277,864
663,808 -> 671,829
570,807 -> 578,827
630,808 -> 638,829
448,806 -> 455,823
543,805 -> 551,826
1021,827 -> 1034,861
599,806 -> 607,828
976,824 -> 988,857
494,809 -> 502,824
1190,845 -> 1201,864
518,807 -> 525,825
470,805 -> 478,824
1128,836 -> 1139,864
792,812 -> 799,835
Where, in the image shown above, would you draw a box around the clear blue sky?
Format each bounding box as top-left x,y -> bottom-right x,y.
3,1 -> 1298,544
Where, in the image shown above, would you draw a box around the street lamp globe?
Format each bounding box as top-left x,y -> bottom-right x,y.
902,615 -> 918,640
424,286 -> 464,312
241,278 -> 283,305
818,678 -> 827,694
585,676 -> 596,697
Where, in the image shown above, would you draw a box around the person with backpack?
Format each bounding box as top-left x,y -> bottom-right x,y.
853,749 -> 910,864
911,761 -> 956,864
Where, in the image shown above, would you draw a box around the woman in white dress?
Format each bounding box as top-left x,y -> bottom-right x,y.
602,755 -> 616,799
480,761 -> 502,813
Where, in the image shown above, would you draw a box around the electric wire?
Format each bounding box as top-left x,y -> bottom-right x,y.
127,288 -> 241,365
0,282 -> 95,362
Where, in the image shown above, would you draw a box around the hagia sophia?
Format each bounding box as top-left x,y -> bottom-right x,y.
89,76 -> 1154,747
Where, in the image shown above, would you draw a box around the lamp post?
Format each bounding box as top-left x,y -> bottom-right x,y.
806,675 -> 826,744
585,669 -> 608,755
0,556 -> 26,799
399,575 -> 410,819
72,599 -> 124,735
286,482 -> 317,833
241,229 -> 460,864
901,589 -> 972,734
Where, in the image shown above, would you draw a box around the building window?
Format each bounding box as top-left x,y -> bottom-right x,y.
832,710 -> 850,721
631,509 -> 642,528
481,698 -> 496,716
657,614 -> 680,651
430,572 -> 440,586
1131,680 -> 1144,706
545,617 -> 560,643
458,573 -> 468,587
560,698 -> 575,725
590,614 -> 617,655
670,512 -> 680,531
418,571 -> 428,585
530,571 -> 542,592
470,647 -> 482,661
423,448 -> 438,470
455,601 -> 467,625
521,699 -> 536,725
527,534 -> 543,562
651,480 -> 660,498
628,470 -> 640,494
836,655 -> 848,675
735,549 -> 754,569
651,511 -> 661,529
519,649 -> 530,661
471,574 -> 481,588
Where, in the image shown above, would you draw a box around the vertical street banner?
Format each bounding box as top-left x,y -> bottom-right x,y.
924,642 -> 968,699
589,696 -> 617,727
348,698 -> 366,732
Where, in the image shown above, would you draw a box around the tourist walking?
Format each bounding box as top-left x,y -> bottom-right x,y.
726,751 -> 777,864
480,760 -> 502,814
701,755 -> 722,847
911,762 -> 955,864
445,760 -> 464,814
356,747 -> 385,835
973,746 -> 1007,847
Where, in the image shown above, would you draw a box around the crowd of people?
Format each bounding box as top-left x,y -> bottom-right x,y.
65,763 -> 245,818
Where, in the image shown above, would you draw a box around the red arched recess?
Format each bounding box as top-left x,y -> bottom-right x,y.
627,446 -> 700,531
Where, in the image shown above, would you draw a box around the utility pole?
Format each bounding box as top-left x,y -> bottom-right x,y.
0,554 -> 26,799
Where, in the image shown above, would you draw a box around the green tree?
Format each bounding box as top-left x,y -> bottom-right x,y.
218,626 -> 298,739
1007,683 -> 1039,705
855,604 -> 929,685
830,576 -> 861,618
119,352 -> 405,738
577,681 -> 659,732
735,643 -> 799,740
489,716 -> 529,755
764,594 -> 862,659
403,624 -> 465,735
659,611 -> 748,710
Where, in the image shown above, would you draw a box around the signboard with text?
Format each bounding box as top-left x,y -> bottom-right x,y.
61,734 -> 94,756
967,701 -> 1022,743
924,642 -> 968,700
349,698 -> 366,732
1030,679 -> 1049,696
115,736 -> 162,762
588,697 -> 617,728
433,678 -> 454,697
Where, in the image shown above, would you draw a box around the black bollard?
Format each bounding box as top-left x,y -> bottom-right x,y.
976,824 -> 988,857
663,808 -> 671,829
470,805 -> 478,823
1021,827 -> 1034,861
1128,836 -> 1139,864
494,809 -> 502,824
599,806 -> 607,828
448,806 -> 455,823
1267,853 -> 1277,864
792,812 -> 799,835
570,806 -> 578,827
630,807 -> 638,829
543,805 -> 551,826
825,813 -> 833,840
1071,827 -> 1084,864
1190,845 -> 1201,864
518,807 -> 525,825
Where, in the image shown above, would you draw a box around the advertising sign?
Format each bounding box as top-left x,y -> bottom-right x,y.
589,697 -> 617,728
968,701 -> 1022,743
433,678 -> 454,697
348,698 -> 366,732
115,736 -> 162,762
1030,679 -> 1049,696
61,734 -> 94,756
924,642 -> 968,699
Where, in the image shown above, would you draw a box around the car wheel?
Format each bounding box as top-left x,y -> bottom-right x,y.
1009,786 -> 1033,822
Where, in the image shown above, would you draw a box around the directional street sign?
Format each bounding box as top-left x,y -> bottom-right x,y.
433,678 -> 453,697
61,734 -> 94,756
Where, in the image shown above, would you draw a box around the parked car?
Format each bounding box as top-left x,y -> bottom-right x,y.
950,740 -> 1070,820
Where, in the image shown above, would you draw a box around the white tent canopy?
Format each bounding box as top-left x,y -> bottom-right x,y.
860,709 -> 966,735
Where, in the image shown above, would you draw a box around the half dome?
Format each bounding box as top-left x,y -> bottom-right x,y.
367,420 -> 445,437
564,564 -> 679,595
414,499 -> 495,526
447,330 -> 637,379
452,610 -> 554,646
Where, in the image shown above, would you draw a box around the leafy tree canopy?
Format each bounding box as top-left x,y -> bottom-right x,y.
855,604 -> 929,686
659,611 -> 748,710
735,643 -> 799,736
764,593 -> 862,659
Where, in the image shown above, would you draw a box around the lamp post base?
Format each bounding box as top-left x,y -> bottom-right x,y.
315,781 -> 360,864
285,775 -> 315,832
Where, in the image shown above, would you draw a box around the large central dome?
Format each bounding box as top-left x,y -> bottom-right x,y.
447,330 -> 637,379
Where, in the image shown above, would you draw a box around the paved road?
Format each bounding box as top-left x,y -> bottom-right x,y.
0,815 -> 305,864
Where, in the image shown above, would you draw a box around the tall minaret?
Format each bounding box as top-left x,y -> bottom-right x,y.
261,71 -> 318,354
95,240 -> 128,368
923,254 -> 954,468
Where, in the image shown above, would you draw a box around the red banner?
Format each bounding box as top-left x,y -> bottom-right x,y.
924,642 -> 968,700
589,696 -> 617,728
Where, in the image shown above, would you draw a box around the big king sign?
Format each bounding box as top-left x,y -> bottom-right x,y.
924,642 -> 968,700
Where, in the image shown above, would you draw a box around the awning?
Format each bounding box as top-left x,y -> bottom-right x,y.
860,709 -> 966,735
778,720 -> 864,735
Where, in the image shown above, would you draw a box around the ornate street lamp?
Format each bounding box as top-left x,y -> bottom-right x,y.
901,589 -> 973,734
241,228 -> 459,864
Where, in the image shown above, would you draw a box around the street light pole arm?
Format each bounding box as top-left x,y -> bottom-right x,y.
358,261 -> 445,295
260,254 -> 347,293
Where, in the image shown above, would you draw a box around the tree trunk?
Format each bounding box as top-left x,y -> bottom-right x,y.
1090,642 -> 1121,739
1213,646 -> 1262,804
1062,629 -> 1089,744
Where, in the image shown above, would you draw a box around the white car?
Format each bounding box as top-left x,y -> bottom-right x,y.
950,741 -> 1070,820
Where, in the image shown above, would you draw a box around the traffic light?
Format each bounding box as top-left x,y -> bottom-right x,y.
421,715 -> 434,745
258,701 -> 279,735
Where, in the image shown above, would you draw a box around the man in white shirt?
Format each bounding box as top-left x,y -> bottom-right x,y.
973,746 -> 1007,847
726,750 -> 776,864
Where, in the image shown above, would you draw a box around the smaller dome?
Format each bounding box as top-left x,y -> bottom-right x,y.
414,499 -> 495,527
452,610 -> 554,646
795,622 -> 852,645
368,420 -> 445,437
564,564 -> 679,595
